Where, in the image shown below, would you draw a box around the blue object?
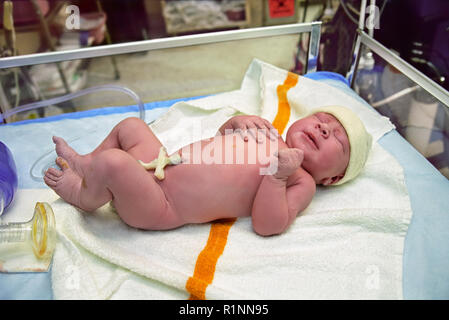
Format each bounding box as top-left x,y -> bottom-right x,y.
6,95 -> 207,126
0,141 -> 18,213
304,71 -> 350,86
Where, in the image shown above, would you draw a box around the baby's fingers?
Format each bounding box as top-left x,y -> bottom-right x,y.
276,148 -> 304,165
268,128 -> 279,141
245,127 -> 259,142
258,121 -> 279,141
235,128 -> 248,141
261,119 -> 279,139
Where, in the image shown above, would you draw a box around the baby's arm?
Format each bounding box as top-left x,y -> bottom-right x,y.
251,148 -> 316,236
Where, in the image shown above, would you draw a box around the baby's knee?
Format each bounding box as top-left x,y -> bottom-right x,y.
119,117 -> 146,131
92,149 -> 129,179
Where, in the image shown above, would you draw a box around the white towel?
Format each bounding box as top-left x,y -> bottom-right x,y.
48,59 -> 410,299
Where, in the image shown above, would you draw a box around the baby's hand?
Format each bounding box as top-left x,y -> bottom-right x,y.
218,115 -> 279,143
272,148 -> 304,180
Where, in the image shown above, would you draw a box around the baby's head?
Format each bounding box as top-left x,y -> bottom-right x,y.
285,106 -> 372,186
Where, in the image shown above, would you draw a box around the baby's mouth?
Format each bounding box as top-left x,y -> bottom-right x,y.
304,131 -> 318,149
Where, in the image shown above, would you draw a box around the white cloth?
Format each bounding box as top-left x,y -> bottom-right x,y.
151,59 -> 394,152
48,59 -> 411,299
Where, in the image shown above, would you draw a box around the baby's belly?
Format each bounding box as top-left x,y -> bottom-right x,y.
156,134 -> 281,223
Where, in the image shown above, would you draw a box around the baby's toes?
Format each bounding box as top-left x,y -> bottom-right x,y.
44,173 -> 58,187
44,177 -> 55,187
56,157 -> 70,171
46,167 -> 63,178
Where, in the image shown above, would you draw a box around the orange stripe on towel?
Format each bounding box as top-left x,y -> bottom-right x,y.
185,72 -> 297,300
186,218 -> 236,300
272,72 -> 298,135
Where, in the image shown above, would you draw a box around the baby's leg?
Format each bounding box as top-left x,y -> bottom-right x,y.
90,117 -> 164,162
79,148 -> 183,230
53,117 -> 163,177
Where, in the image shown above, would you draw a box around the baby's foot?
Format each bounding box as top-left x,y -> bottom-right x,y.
52,136 -> 89,177
44,157 -> 83,209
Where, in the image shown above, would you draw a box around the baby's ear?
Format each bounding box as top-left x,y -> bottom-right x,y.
321,174 -> 344,186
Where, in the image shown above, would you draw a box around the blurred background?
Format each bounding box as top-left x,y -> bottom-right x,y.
1,0 -> 447,106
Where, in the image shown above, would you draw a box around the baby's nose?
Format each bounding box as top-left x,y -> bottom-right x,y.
316,123 -> 330,138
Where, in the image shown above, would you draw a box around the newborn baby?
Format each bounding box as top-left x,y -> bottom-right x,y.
44,106 -> 371,236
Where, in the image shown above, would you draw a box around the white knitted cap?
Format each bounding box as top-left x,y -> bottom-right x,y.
311,106 -> 372,185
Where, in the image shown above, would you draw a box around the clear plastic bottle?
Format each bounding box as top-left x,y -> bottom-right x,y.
0,202 -> 57,261
0,141 -> 18,216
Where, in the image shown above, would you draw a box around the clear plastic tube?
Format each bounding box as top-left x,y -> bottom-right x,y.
29,130 -> 97,182
372,85 -> 420,108
0,85 -> 146,182
0,84 -> 146,123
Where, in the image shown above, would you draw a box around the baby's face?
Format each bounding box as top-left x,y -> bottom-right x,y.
285,112 -> 350,185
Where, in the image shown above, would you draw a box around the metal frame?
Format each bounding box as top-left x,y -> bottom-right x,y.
349,29 -> 449,108
0,22 -> 321,72
305,22 -> 321,74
